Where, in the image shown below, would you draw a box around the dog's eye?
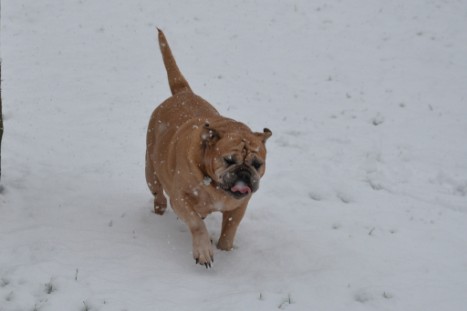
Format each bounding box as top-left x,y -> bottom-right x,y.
224,157 -> 236,166
252,159 -> 263,170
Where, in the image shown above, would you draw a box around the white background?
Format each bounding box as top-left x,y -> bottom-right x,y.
1,1 -> 467,310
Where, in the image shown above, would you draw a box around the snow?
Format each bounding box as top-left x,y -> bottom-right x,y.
203,176 -> 212,186
1,0 -> 467,310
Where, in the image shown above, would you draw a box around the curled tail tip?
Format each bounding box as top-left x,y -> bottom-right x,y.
157,28 -> 167,48
156,27 -> 164,39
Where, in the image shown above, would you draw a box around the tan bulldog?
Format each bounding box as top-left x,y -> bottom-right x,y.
145,29 -> 271,268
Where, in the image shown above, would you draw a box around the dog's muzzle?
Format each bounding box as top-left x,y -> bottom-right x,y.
222,166 -> 259,199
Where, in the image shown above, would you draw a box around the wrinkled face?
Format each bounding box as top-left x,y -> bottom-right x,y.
203,125 -> 271,199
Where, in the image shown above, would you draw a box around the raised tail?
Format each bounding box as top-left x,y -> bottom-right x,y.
157,28 -> 192,95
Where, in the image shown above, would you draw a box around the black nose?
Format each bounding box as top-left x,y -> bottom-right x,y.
237,170 -> 251,184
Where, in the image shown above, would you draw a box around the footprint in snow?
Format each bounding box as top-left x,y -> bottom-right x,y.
336,192 -> 353,204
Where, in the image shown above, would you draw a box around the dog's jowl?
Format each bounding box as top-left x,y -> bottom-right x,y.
145,29 -> 271,268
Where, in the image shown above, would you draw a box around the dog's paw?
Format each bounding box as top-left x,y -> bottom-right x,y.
153,197 -> 167,215
154,204 -> 166,215
195,257 -> 214,269
193,237 -> 214,268
216,239 -> 234,251
216,235 -> 235,251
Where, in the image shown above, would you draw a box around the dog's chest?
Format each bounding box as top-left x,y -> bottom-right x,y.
189,184 -> 244,217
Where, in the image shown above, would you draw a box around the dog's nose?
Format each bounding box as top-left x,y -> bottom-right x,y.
237,170 -> 251,183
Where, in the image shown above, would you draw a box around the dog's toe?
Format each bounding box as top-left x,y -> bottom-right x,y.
193,238 -> 214,268
194,254 -> 214,268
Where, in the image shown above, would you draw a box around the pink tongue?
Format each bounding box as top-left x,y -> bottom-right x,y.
231,181 -> 251,194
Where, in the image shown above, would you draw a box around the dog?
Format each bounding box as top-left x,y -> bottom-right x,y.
145,29 -> 271,268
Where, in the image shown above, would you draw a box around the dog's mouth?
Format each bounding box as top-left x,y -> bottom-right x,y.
219,168 -> 257,199
228,181 -> 252,198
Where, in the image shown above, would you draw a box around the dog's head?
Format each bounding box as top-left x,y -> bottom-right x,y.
201,121 -> 272,199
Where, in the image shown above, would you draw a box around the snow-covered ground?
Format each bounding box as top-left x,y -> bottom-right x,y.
1,0 -> 467,310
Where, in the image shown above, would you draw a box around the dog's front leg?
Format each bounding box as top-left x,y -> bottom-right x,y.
171,198 -> 214,267
217,202 -> 248,251
190,219 -> 214,268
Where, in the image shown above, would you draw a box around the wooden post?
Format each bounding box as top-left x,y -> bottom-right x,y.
0,0 -> 3,182
0,61 -> 3,182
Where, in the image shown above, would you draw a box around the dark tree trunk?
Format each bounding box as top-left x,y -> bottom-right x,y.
0,0 -> 3,182
0,62 -> 3,182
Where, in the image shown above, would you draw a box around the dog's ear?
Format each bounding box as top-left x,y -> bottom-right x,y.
256,128 -> 272,143
201,123 -> 220,146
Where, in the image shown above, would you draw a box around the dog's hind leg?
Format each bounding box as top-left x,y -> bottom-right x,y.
145,151 -> 167,215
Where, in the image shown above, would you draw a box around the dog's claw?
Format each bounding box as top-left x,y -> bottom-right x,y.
195,258 -> 213,269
